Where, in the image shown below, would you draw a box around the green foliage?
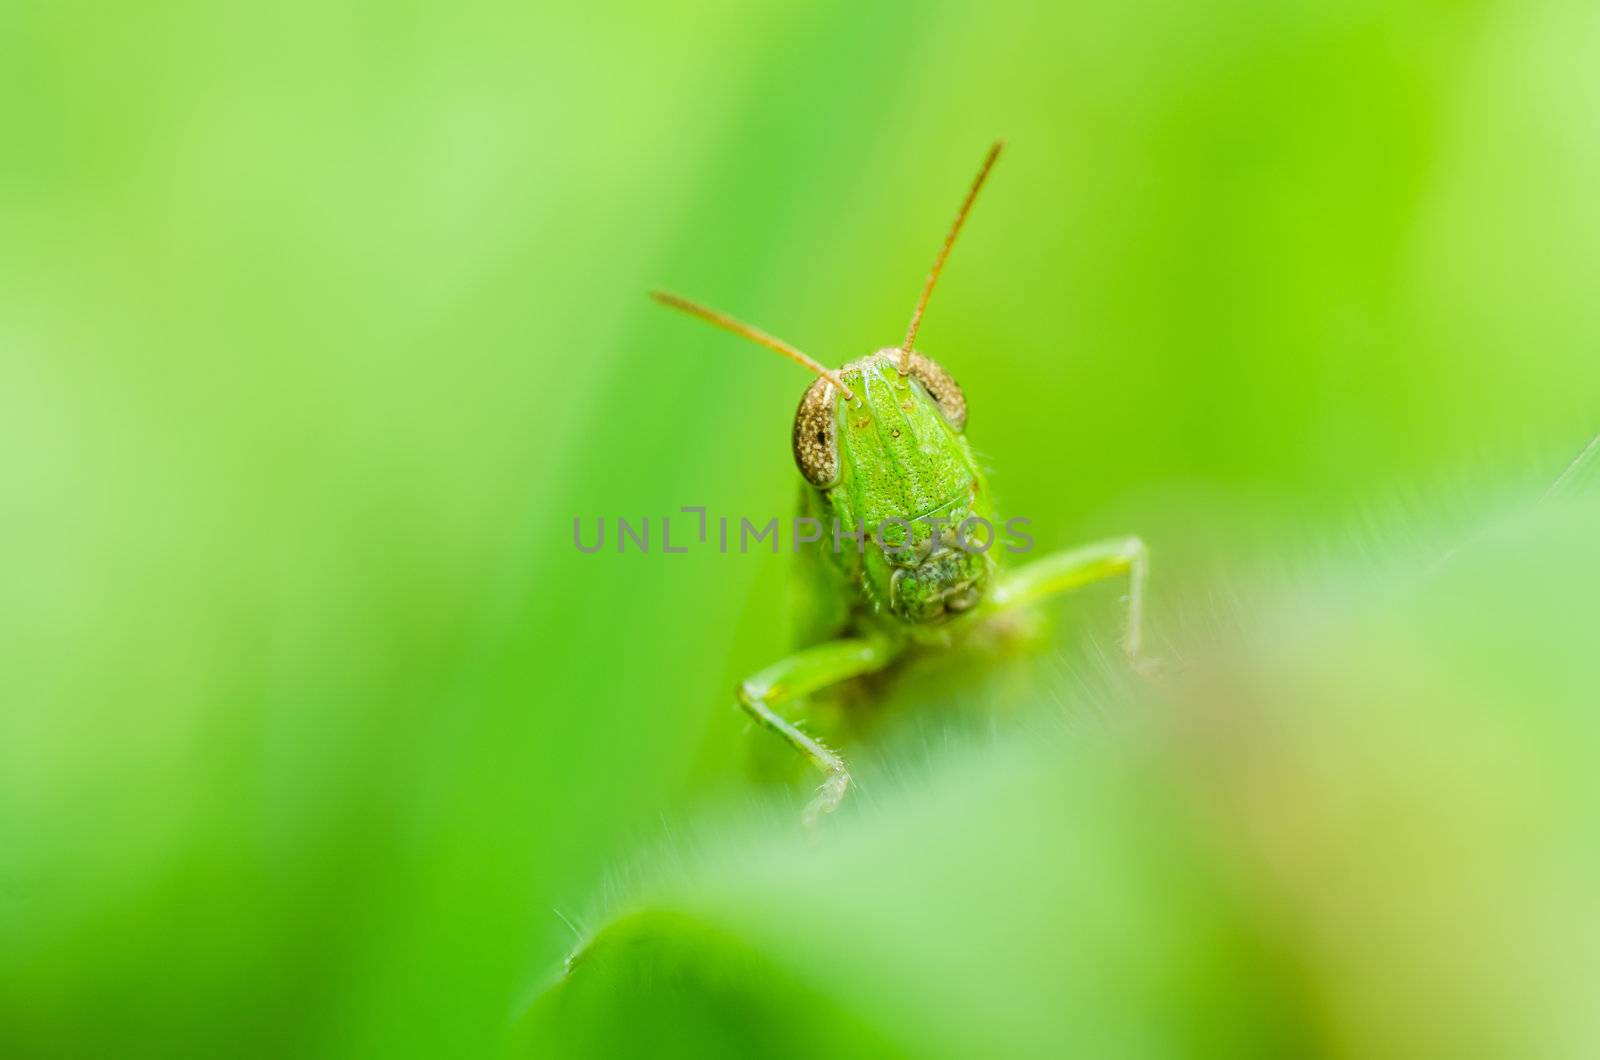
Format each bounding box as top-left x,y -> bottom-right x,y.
2,1 -> 1598,1057
525,500 -> 1600,1057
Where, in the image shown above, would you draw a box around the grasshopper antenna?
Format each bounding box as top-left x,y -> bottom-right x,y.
900,140 -> 1004,372
650,290 -> 856,400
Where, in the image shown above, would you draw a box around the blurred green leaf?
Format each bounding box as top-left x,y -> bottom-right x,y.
522,500 -> 1600,1057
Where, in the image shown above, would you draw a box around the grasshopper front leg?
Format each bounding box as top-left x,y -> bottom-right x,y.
983,536 -> 1150,662
737,637 -> 903,826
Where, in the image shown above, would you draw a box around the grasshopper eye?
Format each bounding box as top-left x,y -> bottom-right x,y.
908,352 -> 967,431
792,376 -> 840,488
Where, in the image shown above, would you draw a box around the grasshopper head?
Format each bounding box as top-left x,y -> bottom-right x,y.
795,349 -> 993,624
651,141 -> 1008,625
791,349 -> 964,488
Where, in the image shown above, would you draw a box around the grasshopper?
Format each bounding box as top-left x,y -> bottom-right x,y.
652,142 -> 1149,824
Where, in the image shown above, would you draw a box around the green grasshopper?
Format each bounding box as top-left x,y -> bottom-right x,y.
652,142 -> 1149,825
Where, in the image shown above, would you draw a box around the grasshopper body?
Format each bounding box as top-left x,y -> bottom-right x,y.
654,143 -> 1148,823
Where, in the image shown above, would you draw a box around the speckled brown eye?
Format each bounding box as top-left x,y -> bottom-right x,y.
908,352 -> 967,431
792,376 -> 840,487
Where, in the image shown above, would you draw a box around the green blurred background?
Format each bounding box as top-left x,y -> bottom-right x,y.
3,1 -> 1598,1057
